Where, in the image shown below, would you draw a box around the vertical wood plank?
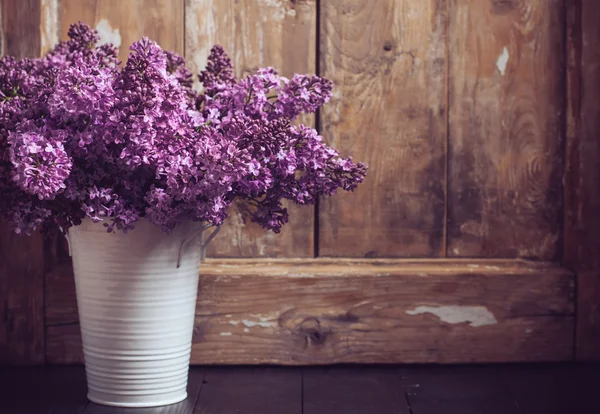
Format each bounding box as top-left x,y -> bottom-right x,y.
564,0 -> 582,272
40,0 -> 59,56
318,0 -> 448,258
185,0 -> 316,258
59,0 -> 184,60
447,0 -> 565,259
567,0 -> 600,360
0,0 -> 41,59
0,0 -> 45,365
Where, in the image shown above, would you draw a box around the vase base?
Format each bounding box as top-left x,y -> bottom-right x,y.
87,391 -> 188,408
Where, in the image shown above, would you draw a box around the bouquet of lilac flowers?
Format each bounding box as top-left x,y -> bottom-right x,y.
0,23 -> 366,236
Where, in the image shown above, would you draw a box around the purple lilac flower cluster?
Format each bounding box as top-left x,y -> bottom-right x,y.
0,23 -> 366,235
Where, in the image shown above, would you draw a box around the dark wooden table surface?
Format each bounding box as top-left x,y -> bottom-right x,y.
0,363 -> 598,413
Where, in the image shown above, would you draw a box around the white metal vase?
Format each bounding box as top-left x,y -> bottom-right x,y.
67,218 -> 217,408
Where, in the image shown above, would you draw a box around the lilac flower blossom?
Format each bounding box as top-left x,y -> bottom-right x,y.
0,22 -> 366,235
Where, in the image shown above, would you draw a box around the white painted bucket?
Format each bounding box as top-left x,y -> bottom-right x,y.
68,219 -> 210,407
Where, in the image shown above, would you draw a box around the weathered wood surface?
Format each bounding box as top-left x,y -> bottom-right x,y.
46,322 -> 84,364
1,0 -> 41,58
185,0 -> 316,258
0,0 -> 46,365
0,221 -> 45,365
46,259 -> 574,364
447,0 -> 565,259
565,0 -> 600,360
318,0 -> 447,257
59,0 -> 184,61
195,367 -> 301,414
4,365 -> 600,414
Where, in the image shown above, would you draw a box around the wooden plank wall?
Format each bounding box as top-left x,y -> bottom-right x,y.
318,0 -> 447,258
1,0 -> 599,363
0,0 -> 46,365
565,0 -> 600,361
447,0 -> 564,260
59,0 -> 184,64
185,0 -> 316,258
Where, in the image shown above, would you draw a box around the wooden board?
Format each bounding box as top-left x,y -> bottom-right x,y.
45,259 -> 575,365
403,366 -> 519,414
565,0 -> 600,361
84,369 -> 206,414
185,0 -> 316,258
3,364 -> 600,413
194,367 -> 301,414
46,323 -> 84,364
447,0 -> 565,259
1,0 -> 41,58
0,0 -> 46,366
318,0 -> 447,258
498,364 -> 600,414
59,0 -> 184,61
0,366 -> 89,413
564,0 -> 582,271
303,367 -> 409,414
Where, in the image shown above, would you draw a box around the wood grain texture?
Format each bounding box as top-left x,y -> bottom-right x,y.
59,0 -> 184,61
185,0 -> 316,258
0,0 -> 41,58
447,0 -> 565,259
40,0 -> 59,55
46,262 -> 78,326
566,0 -> 600,360
46,259 -> 574,365
46,323 -> 83,364
194,367 -> 301,414
0,0 -> 46,366
0,222 -> 45,365
403,366 -> 519,414
318,0 -> 447,258
303,367 -> 409,414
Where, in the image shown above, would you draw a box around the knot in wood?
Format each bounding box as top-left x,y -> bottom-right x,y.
298,317 -> 328,347
491,0 -> 518,14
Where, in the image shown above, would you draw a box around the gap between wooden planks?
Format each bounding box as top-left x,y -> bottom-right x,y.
45,258 -> 574,365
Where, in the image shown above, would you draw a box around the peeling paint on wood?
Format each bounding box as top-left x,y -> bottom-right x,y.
448,0 -> 564,259
496,46 -> 509,75
60,0 -> 184,62
40,0 -> 58,55
406,305 -> 498,327
46,259 -> 575,364
95,18 -> 121,48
